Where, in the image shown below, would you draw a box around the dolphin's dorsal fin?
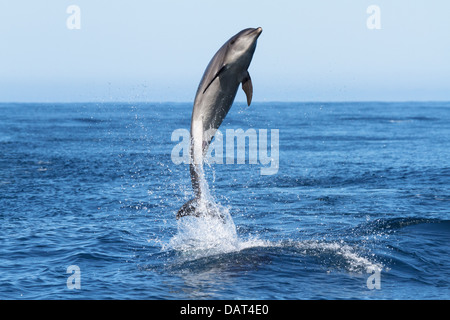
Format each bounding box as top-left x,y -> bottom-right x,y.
242,71 -> 253,106
203,65 -> 227,94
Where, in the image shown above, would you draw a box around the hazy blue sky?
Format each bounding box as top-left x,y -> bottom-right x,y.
0,0 -> 449,102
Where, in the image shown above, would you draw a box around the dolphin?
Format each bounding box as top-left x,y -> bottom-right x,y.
177,27 -> 262,219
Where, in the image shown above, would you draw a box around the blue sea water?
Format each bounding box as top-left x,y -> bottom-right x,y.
0,101 -> 449,300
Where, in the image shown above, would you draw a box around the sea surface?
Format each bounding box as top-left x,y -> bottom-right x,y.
0,101 -> 449,300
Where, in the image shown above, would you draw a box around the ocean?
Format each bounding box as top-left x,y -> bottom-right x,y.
0,101 -> 449,300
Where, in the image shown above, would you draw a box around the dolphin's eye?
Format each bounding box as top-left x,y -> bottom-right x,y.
230,39 -> 236,45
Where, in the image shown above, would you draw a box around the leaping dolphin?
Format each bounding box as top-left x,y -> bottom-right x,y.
177,27 -> 263,219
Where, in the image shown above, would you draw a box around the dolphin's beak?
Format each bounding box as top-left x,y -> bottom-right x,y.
253,27 -> 263,37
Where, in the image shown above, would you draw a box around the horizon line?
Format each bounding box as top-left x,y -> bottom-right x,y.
1,100 -> 449,105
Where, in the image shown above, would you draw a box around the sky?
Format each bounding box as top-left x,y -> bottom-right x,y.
0,0 -> 449,102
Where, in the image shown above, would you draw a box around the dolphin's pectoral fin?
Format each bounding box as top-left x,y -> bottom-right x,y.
203,65 -> 227,94
242,71 -> 253,106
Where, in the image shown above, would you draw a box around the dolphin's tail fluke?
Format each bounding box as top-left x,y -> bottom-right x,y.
176,198 -> 199,219
176,197 -> 226,221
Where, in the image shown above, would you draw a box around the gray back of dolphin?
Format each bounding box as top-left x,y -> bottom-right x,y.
177,27 -> 262,219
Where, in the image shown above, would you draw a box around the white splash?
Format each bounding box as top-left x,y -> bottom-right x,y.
167,200 -> 270,259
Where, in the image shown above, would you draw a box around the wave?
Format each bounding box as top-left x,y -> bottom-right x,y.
161,215 -> 449,275
73,117 -> 106,124
163,209 -> 383,274
348,217 -> 450,237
